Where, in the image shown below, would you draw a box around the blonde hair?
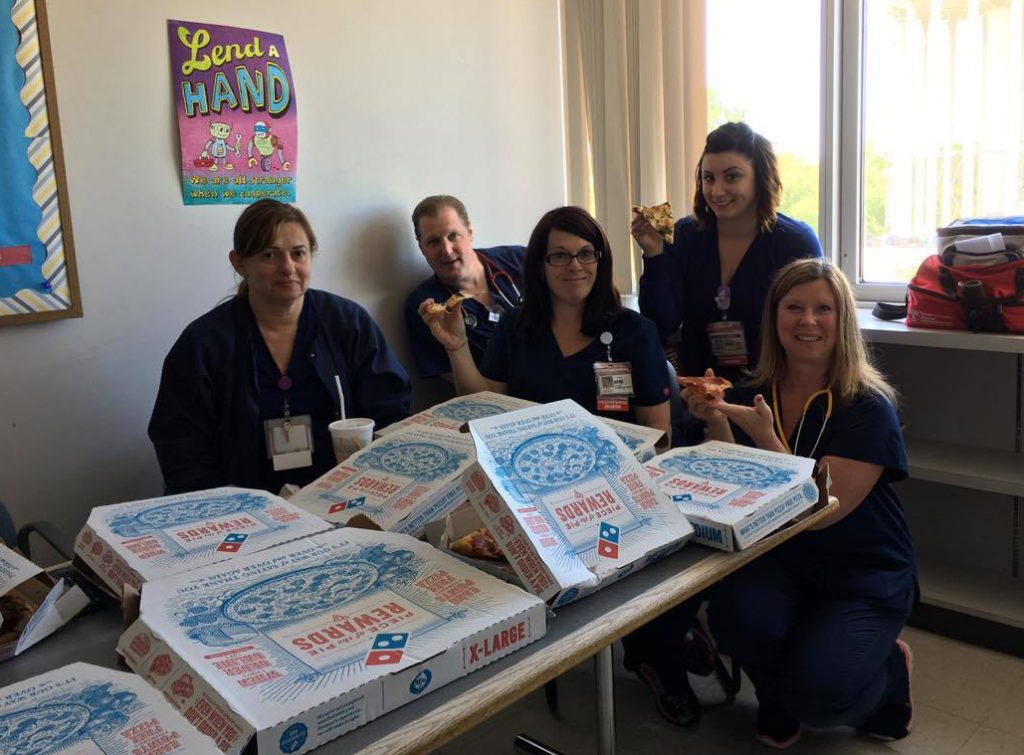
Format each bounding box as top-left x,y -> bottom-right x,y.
747,259 -> 897,406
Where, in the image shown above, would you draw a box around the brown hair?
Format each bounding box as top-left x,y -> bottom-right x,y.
747,258 -> 897,405
411,195 -> 471,240
515,206 -> 621,337
232,199 -> 317,297
693,122 -> 782,234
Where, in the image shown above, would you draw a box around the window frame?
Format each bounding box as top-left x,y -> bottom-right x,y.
826,0 -> 915,303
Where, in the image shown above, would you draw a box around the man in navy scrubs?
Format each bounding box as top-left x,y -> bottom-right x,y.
404,195 -> 525,380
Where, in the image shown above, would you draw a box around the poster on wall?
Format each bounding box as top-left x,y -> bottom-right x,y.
168,19 -> 297,206
0,0 -> 82,326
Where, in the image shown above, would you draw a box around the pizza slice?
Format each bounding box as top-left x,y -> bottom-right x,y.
425,291 -> 472,316
677,375 -> 733,402
450,527 -> 504,560
632,201 -> 675,243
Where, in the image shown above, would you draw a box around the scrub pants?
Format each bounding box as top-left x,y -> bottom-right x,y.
708,553 -> 914,727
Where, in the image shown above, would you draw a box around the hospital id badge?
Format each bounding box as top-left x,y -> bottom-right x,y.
264,414 -> 314,471
706,320 -> 749,366
594,361 -> 633,412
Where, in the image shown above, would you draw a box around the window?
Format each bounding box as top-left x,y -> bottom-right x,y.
706,0 -> 822,236
837,0 -> 1024,299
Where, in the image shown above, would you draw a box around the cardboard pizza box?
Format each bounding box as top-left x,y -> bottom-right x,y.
0,661 -> 220,754
374,391 -> 536,438
461,400 -> 694,607
644,440 -> 820,551
73,487 -> 331,598
118,528 -> 546,754
288,425 -> 478,538
0,545 -> 89,660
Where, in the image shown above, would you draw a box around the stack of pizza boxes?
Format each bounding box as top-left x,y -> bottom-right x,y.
0,663 -> 220,754
289,391 -> 665,539
460,399 -> 694,607
73,486 -> 331,600
644,440 -> 821,551
118,527 -> 546,753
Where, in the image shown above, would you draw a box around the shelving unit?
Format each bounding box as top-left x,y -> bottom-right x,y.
858,308 -> 1023,641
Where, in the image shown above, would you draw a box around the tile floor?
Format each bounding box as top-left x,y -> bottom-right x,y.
438,627 -> 1024,754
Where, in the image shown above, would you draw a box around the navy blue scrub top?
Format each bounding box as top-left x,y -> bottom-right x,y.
404,246 -> 526,379
252,298 -> 336,491
727,383 -> 916,604
479,308 -> 670,422
638,213 -> 822,383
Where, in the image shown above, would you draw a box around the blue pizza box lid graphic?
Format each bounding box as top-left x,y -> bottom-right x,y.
118,528 -> 546,753
375,390 -> 536,438
0,662 -> 220,754
289,425 -> 477,537
644,441 -> 820,551
462,400 -> 693,605
73,486 -> 331,597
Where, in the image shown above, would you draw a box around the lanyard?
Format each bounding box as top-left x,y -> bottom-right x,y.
771,380 -> 833,457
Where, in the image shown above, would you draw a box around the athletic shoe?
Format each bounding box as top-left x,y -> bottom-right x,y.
861,638 -> 914,741
756,699 -> 802,749
631,661 -> 702,727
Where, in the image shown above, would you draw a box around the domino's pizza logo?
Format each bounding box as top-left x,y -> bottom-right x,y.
597,521 -> 620,559
672,493 -> 693,503
216,532 -> 248,553
328,497 -> 366,515
279,722 -> 308,753
365,632 -> 409,666
409,669 -> 432,695
802,482 -> 818,502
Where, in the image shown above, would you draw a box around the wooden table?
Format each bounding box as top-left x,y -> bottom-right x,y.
0,499 -> 835,755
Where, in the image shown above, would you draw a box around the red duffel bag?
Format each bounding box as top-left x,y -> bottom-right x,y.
907,255 -> 1024,332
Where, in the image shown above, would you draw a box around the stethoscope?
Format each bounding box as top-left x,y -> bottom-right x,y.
450,252 -> 523,329
771,380 -> 833,457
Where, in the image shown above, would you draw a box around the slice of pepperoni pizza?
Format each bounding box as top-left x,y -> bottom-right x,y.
677,375 -> 733,402
632,201 -> 675,243
450,527 -> 504,560
425,291 -> 472,316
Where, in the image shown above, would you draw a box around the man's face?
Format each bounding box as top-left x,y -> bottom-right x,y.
416,207 -> 476,287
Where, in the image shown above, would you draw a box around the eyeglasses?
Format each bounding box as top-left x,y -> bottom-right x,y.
545,248 -> 601,266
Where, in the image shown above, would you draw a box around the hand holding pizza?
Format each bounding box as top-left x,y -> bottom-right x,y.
631,202 -> 674,257
419,295 -> 470,353
680,369 -> 730,423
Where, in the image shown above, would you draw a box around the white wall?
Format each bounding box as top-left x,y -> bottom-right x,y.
0,0 -> 565,545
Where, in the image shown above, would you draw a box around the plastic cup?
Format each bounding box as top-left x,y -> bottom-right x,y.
328,418 -> 375,463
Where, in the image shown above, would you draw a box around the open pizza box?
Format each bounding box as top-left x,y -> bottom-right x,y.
117,528 -> 546,754
378,390 -> 667,461
0,661 -> 221,754
460,400 -> 694,608
0,544 -> 90,661
423,502 -> 521,584
288,424 -> 477,538
72,486 -> 331,605
644,440 -> 825,551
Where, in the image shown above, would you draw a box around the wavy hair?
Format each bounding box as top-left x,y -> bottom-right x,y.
514,206 -> 621,337
747,258 -> 897,405
693,122 -> 782,234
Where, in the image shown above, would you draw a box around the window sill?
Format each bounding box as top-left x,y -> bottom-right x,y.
857,306 -> 1024,354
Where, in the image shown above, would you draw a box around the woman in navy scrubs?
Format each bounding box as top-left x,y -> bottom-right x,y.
633,122 -> 822,386
419,206 -> 671,438
149,200 -> 411,495
686,259 -> 916,748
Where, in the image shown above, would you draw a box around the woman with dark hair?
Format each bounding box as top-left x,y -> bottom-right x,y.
149,199 -> 410,495
633,122 -> 822,387
688,259 -> 915,748
420,206 -> 670,436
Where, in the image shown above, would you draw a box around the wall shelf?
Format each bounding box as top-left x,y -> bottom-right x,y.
918,557 -> 1024,630
905,438 -> 1024,497
857,307 -> 1024,354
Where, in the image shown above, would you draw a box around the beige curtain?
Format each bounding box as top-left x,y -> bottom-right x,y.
562,0 -> 707,294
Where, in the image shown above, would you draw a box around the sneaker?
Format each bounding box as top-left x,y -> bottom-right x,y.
861,639 -> 914,741
684,623 -> 718,677
756,700 -> 801,749
632,661 -> 702,727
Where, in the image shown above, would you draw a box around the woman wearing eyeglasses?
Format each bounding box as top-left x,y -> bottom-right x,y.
420,205 -> 671,437
687,259 -> 915,747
